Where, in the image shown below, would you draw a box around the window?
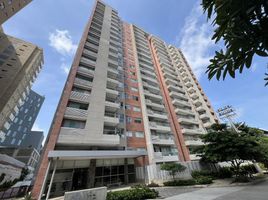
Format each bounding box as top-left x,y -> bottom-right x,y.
17,140 -> 22,145
6,130 -> 11,136
62,119 -> 86,129
132,96 -> 139,101
126,116 -> 132,123
12,131 -> 17,137
125,104 -> 131,110
135,131 -> 144,138
133,106 -> 141,112
0,2 -> 5,9
134,118 -> 142,124
130,71 -> 135,76
126,131 -> 133,137
11,138 -> 16,145
19,119 -> 23,125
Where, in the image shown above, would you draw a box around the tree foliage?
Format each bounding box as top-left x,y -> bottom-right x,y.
202,0 -> 268,85
196,123 -> 268,177
160,163 -> 186,180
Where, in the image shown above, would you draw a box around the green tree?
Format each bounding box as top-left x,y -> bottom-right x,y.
196,123 -> 268,178
202,0 -> 268,85
160,163 -> 186,180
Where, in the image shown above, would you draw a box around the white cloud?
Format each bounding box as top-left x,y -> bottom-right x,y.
49,29 -> 77,56
32,123 -> 44,132
60,62 -> 70,74
177,4 -> 216,79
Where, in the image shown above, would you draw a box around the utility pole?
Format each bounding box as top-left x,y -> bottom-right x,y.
217,105 -> 239,132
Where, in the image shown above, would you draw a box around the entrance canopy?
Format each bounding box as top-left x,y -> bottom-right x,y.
48,150 -> 147,160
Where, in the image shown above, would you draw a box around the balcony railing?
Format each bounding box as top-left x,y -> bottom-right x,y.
64,107 -> 88,119
69,91 -> 90,103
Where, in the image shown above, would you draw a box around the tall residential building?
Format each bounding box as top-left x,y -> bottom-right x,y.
0,89 -> 44,151
32,1 -> 218,199
0,33 -> 43,142
0,0 -> 32,25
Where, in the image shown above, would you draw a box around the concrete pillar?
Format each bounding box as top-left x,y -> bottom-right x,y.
87,159 -> 96,188
124,158 -> 129,184
38,160 -> 51,200
45,159 -> 57,200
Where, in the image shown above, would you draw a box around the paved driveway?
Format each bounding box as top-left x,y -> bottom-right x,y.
161,179 -> 268,200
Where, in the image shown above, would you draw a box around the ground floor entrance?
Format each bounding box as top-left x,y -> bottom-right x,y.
40,150 -> 147,199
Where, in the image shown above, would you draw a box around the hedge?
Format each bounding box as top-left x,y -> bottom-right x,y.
106,185 -> 158,200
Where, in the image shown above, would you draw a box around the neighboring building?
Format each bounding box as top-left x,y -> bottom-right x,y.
32,1 -> 218,199
0,89 -> 44,151
0,153 -> 25,183
0,0 -> 32,25
0,32 -> 43,141
0,147 -> 40,169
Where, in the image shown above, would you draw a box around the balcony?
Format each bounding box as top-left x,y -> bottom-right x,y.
185,81 -> 193,88
200,113 -> 210,120
196,106 -> 206,112
193,99 -> 202,107
151,136 -> 175,145
147,109 -> 168,120
170,91 -> 188,101
107,77 -> 119,89
188,87 -> 196,93
149,122 -> 171,132
181,128 -> 204,136
175,107 -> 195,116
178,117 -> 199,125
106,88 -> 119,99
165,77 -> 178,86
203,121 -> 212,128
154,152 -> 179,162
144,90 -> 162,101
74,78 -> 93,89
80,57 -> 96,66
172,99 -> 190,107
83,49 -> 97,58
185,139 -> 203,146
163,72 -> 178,81
77,67 -> 94,77
190,93 -> 199,100
107,67 -> 118,78
143,82 -> 160,93
145,99 -> 165,110
108,58 -> 118,66
57,127 -> 120,146
167,84 -> 183,93
141,74 -> 158,84
104,113 -> 119,126
69,91 -> 90,103
64,107 -> 88,120
105,101 -> 120,112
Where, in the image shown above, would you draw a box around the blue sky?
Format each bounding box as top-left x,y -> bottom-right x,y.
3,0 -> 268,138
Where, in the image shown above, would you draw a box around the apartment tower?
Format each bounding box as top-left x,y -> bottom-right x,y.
0,33 -> 43,143
32,1 -> 218,199
0,0 -> 32,25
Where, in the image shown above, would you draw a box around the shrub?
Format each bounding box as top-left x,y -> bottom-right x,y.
217,167 -> 233,179
106,185 -> 158,200
147,181 -> 159,187
191,170 -> 215,179
163,179 -> 196,186
195,176 -> 213,184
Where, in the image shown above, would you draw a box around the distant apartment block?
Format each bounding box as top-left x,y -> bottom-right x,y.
0,33 -> 43,142
32,1 -> 218,199
0,0 -> 32,25
0,89 -> 44,151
